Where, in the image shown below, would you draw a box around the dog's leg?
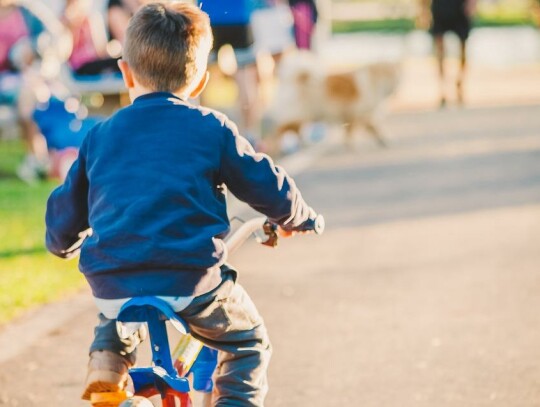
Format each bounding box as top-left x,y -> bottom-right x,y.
343,121 -> 356,148
364,120 -> 388,148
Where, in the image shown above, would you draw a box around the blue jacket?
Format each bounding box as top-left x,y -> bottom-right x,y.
45,93 -> 312,299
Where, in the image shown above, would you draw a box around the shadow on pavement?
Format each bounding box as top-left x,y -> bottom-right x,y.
297,104 -> 540,228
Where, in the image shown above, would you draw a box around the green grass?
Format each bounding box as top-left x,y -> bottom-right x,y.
0,139 -> 84,325
333,18 -> 415,34
332,13 -> 537,34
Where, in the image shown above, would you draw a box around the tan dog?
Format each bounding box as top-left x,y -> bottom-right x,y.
266,51 -> 400,149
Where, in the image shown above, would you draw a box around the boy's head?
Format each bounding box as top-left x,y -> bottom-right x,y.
120,2 -> 213,98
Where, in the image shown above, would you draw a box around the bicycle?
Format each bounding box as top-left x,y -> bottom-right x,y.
89,215 -> 325,407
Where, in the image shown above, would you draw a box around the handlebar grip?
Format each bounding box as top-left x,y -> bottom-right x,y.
288,215 -> 325,235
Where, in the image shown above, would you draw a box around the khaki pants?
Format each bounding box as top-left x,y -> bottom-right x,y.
90,267 -> 272,406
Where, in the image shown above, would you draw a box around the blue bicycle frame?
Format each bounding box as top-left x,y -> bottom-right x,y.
117,297 -> 217,407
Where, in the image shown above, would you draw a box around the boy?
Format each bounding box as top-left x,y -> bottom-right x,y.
45,2 -> 317,406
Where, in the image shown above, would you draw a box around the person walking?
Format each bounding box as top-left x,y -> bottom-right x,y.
428,0 -> 476,106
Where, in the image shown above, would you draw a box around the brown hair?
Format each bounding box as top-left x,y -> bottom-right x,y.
123,2 -> 212,92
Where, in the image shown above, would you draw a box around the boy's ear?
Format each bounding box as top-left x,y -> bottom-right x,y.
118,59 -> 135,89
189,71 -> 210,99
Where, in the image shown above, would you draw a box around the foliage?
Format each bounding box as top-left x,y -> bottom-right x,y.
0,139 -> 84,325
331,0 -> 537,33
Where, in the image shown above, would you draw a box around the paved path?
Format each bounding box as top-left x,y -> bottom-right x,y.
255,103 -> 540,406
1,101 -> 540,406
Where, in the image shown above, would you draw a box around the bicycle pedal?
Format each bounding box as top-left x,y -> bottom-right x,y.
90,391 -> 129,406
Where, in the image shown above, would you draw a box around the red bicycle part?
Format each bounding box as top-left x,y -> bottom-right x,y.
136,386 -> 192,407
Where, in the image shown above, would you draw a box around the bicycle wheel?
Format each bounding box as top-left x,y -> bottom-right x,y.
118,396 -> 155,406
125,394 -> 188,407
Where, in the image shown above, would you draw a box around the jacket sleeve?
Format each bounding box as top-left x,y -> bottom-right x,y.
45,136 -> 90,258
219,120 -> 313,226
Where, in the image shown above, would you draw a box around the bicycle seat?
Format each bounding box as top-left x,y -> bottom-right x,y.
118,297 -> 192,395
117,297 -> 189,335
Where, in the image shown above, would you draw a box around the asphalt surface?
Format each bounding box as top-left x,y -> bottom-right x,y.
1,101 -> 540,406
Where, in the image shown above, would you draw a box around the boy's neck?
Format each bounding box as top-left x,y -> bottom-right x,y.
128,85 -> 188,103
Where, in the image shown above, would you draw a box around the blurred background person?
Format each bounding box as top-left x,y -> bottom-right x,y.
0,0 -> 50,182
107,0 -> 149,45
428,0 -> 476,107
288,0 -> 318,50
63,0 -> 120,76
199,0 -> 262,145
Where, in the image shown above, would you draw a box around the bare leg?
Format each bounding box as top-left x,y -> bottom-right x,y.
456,38 -> 467,105
19,118 -> 48,163
255,49 -> 275,110
235,64 -> 260,142
16,80 -> 50,182
434,35 -> 446,108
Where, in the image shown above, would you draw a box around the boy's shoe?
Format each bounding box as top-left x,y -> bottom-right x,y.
90,391 -> 129,407
81,350 -> 133,401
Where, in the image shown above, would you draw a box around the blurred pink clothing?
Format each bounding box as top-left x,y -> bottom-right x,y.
69,19 -> 99,70
290,2 -> 315,50
0,8 -> 29,71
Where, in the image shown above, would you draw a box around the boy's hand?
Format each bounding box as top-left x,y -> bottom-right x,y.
277,211 -> 324,237
277,226 -> 295,238
277,226 -> 314,238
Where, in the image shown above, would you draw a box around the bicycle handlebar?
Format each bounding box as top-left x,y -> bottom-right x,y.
225,217 -> 268,254
224,215 -> 325,254
281,214 -> 325,235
